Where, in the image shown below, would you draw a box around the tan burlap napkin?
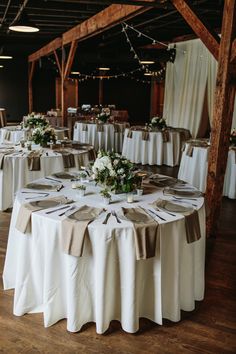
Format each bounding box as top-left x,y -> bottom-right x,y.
54,150 -> 75,168
3,131 -> 11,141
77,151 -> 89,167
163,187 -> 202,198
82,124 -> 88,131
96,124 -> 104,132
142,131 -> 150,141
162,130 -> 169,142
122,207 -> 159,260
127,130 -> 133,138
15,196 -> 68,234
186,144 -> 194,157
0,150 -> 14,169
61,205 -> 103,257
149,174 -> 177,187
27,151 -> 41,171
151,199 -> 201,244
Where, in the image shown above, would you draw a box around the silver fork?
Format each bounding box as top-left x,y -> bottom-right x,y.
111,210 -> 121,223
58,204 -> 77,216
102,212 -> 111,224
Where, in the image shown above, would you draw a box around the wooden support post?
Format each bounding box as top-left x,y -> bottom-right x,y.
61,48 -> 66,126
28,61 -> 35,113
206,0 -> 236,236
150,78 -> 158,117
150,78 -> 164,117
64,41 -> 78,80
98,78 -> 104,105
53,50 -> 62,78
61,41 -> 78,126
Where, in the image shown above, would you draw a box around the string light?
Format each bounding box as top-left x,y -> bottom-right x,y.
46,22 -> 168,83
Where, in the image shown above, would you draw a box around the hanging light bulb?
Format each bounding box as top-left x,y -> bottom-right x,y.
9,12 -> 39,33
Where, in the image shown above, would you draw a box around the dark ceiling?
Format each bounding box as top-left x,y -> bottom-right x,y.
0,0 -> 224,75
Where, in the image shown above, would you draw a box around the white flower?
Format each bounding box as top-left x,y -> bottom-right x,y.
117,168 -> 124,175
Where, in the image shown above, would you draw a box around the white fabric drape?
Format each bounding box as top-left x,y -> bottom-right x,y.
163,40 -> 208,138
207,52 -> 236,129
164,39 -> 236,137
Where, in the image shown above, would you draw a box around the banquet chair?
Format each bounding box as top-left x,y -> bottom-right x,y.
0,109 -> 7,128
0,108 -> 18,127
111,110 -> 129,122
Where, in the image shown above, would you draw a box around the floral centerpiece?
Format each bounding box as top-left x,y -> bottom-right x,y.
149,115 -> 167,130
92,150 -> 140,193
230,128 -> 236,146
97,108 -> 110,123
31,126 -> 56,146
23,113 -> 49,129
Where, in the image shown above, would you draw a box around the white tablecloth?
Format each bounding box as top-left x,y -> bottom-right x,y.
0,146 -> 92,211
122,129 -> 182,166
3,179 -> 206,334
178,143 -> 236,199
73,122 -> 129,152
0,126 -> 70,144
0,126 -> 26,144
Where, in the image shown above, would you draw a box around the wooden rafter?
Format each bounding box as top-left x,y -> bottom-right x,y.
28,61 -> 35,112
62,2 -> 153,45
53,50 -> 62,78
206,0 -> 236,236
170,0 -> 220,60
28,37 -> 62,62
63,41 -> 78,79
28,3 -> 153,63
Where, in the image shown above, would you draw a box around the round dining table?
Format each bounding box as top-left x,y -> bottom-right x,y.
3,176 -> 206,334
0,144 -> 95,211
0,126 -> 70,144
0,126 -> 26,144
178,141 -> 236,199
122,128 -> 187,167
73,121 -> 129,152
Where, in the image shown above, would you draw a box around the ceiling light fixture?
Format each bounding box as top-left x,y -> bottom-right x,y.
9,12 -> 39,33
0,65 -> 3,68
144,73 -> 153,76
140,60 -> 155,64
98,67 -> 110,71
71,71 -> 80,75
0,55 -> 13,59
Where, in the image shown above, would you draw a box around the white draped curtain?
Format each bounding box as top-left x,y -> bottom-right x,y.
164,39 -> 236,137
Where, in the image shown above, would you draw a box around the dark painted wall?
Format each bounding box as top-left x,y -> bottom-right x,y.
78,77 -> 151,125
0,56 -> 28,122
0,57 -> 150,125
33,64 -> 56,113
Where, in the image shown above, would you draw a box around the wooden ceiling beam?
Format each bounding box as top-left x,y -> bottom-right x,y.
170,0 -> 220,60
62,2 -> 154,45
28,2 -> 154,62
28,37 -> 62,62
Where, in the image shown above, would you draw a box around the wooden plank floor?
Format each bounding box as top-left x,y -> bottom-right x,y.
0,167 -> 236,353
